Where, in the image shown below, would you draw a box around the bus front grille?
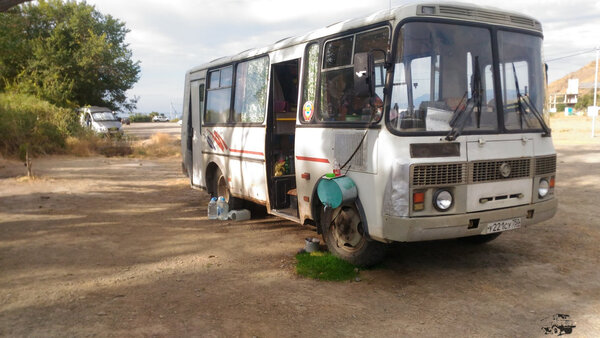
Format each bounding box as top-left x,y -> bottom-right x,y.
411,163 -> 467,187
411,156 -> 555,187
470,158 -> 531,183
535,155 -> 557,175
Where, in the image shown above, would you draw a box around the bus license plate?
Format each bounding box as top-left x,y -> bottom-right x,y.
484,218 -> 522,234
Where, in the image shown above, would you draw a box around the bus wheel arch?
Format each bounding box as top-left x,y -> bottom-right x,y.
208,163 -> 244,209
205,162 -> 219,196
311,178 -> 386,267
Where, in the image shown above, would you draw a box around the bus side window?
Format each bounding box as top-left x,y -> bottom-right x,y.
205,66 -> 233,123
234,56 -> 269,123
318,27 -> 389,122
301,43 -> 319,122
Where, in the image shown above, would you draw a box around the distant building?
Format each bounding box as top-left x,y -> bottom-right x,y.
549,78 -> 579,113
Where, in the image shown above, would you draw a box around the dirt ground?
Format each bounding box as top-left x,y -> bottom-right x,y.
1,117 -> 599,337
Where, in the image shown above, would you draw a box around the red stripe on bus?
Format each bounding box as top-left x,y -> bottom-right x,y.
230,149 -> 264,156
213,131 -> 229,150
296,156 -> 330,163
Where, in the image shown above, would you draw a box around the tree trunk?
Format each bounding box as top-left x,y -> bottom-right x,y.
0,0 -> 31,12
25,148 -> 32,178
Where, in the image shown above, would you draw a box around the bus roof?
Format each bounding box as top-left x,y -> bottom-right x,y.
187,1 -> 542,74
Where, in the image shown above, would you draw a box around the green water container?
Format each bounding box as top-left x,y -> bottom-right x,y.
317,176 -> 358,208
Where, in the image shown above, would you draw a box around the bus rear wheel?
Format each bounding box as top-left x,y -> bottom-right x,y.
323,204 -> 386,267
214,168 -> 243,210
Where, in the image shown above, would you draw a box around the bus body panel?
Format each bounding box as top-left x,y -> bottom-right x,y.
227,125 -> 268,203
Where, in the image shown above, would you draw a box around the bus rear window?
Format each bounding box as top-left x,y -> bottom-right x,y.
205,66 -> 233,123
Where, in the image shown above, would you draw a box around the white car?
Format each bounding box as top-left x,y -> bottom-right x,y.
152,115 -> 169,122
79,107 -> 123,135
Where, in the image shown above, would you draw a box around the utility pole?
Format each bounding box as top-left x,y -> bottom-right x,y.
593,46 -> 599,137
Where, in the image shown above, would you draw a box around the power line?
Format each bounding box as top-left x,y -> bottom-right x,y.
545,47 -> 595,58
545,48 -> 597,62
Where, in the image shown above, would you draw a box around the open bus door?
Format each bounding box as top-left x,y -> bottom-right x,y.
265,59 -> 300,219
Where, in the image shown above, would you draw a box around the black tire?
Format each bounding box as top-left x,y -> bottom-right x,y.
322,203 -> 386,267
552,326 -> 561,335
459,232 -> 502,244
214,168 -> 244,210
564,328 -> 572,334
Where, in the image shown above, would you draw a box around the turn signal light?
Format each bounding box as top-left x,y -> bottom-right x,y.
549,176 -> 555,188
413,191 -> 425,211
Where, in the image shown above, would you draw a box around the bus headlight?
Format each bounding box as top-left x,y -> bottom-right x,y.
538,179 -> 549,198
433,189 -> 453,211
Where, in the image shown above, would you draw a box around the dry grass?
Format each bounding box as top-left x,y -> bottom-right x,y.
65,132 -> 180,158
132,133 -> 180,158
66,134 -> 131,157
550,115 -> 600,146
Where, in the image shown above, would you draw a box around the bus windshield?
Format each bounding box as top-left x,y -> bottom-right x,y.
389,22 -> 547,135
498,30 -> 546,131
389,21 -> 499,134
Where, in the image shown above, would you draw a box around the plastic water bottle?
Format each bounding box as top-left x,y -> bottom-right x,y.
207,197 -> 217,220
217,196 -> 229,220
333,160 -> 341,177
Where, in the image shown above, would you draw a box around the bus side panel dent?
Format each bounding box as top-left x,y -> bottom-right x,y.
383,159 -> 411,217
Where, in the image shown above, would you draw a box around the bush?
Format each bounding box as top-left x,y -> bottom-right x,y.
130,113 -> 152,122
0,92 -> 80,157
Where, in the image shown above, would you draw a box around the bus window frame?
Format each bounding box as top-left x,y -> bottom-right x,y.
385,17 -> 544,137
298,22 -> 392,128
202,54 -> 271,128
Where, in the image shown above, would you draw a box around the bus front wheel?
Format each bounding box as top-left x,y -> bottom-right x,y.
322,203 -> 386,267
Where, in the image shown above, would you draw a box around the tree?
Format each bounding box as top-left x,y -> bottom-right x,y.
574,92 -> 600,111
0,0 -> 140,111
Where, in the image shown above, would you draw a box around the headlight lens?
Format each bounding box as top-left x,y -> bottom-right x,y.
538,179 -> 549,198
433,189 -> 453,211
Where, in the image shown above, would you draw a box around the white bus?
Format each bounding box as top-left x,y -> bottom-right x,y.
181,2 -> 557,266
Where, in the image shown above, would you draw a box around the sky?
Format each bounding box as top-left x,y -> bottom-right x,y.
84,0 -> 600,115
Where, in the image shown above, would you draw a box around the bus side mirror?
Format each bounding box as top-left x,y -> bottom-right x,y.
354,52 -> 375,98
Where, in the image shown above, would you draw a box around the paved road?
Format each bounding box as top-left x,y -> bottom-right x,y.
122,121 -> 181,139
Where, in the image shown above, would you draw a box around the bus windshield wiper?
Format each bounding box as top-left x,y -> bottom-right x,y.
511,63 -> 551,137
446,56 -> 482,141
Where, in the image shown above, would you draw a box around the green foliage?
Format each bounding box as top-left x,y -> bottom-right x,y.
295,252 -> 358,281
149,111 -> 159,118
0,92 -> 79,157
556,103 -> 566,113
575,92 -> 600,110
130,113 -> 151,122
0,0 -> 140,111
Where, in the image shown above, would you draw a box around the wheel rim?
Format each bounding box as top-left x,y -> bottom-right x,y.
552,326 -> 560,335
330,206 -> 367,253
217,175 -> 229,201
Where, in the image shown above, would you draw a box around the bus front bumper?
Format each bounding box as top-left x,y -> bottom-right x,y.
381,198 -> 557,242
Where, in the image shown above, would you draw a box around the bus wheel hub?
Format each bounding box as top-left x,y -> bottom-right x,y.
333,207 -> 362,248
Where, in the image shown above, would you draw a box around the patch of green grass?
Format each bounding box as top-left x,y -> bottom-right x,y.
295,251 -> 358,281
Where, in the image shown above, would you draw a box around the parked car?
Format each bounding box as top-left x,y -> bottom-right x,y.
79,106 -> 123,136
118,116 -> 131,125
152,115 -> 169,122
